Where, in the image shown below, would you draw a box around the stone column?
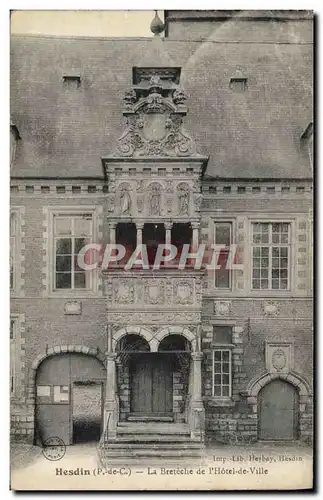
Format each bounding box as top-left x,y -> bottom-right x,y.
104,351 -> 118,439
191,222 -> 200,253
190,351 -> 205,441
165,221 -> 173,247
103,325 -> 118,439
136,223 -> 144,247
109,222 -> 116,245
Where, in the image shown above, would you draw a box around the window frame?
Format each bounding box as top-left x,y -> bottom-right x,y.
249,218 -> 295,294
53,214 -> 93,291
251,222 -> 291,291
212,348 -> 232,398
47,207 -> 99,296
213,220 -> 234,291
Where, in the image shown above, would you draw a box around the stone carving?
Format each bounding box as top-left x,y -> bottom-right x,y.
194,193 -> 203,212
64,301 -> 82,315
263,301 -> 279,316
149,183 -> 161,216
106,194 -> 115,213
174,281 -> 193,305
214,301 -> 232,316
123,89 -> 137,107
173,87 -> 188,105
136,195 -> 144,213
114,282 -> 135,304
177,183 -> 190,215
166,180 -> 173,193
271,349 -> 287,372
120,185 -> 132,215
266,343 -> 293,374
137,180 -> 145,193
115,79 -> 196,157
108,311 -> 201,324
166,195 -> 173,213
145,282 -> 164,305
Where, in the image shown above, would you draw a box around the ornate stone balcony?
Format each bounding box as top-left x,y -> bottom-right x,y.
102,268 -> 204,326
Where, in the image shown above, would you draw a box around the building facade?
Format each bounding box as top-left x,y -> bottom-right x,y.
10,10 -> 313,449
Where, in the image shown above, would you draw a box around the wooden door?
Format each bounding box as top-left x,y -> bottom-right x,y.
130,355 -> 173,415
130,356 -> 153,413
259,379 -> 298,440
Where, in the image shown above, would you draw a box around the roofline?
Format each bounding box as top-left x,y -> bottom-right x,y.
10,175 -> 313,182
10,33 -> 156,42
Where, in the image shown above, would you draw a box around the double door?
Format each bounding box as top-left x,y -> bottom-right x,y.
130,354 -> 173,416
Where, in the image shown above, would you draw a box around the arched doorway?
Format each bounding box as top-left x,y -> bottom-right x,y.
258,379 -> 299,441
116,333 -> 192,422
35,353 -> 106,446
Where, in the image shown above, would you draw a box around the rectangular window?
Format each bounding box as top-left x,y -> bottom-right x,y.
10,213 -> 17,290
54,214 -> 93,290
212,349 -> 232,397
214,222 -> 232,289
252,222 -> 290,290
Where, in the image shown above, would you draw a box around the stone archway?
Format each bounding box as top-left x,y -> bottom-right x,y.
155,326 -> 197,351
246,371 -> 312,442
112,326 -> 156,352
31,345 -> 106,446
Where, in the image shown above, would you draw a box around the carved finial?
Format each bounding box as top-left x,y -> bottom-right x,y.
150,10 -> 164,36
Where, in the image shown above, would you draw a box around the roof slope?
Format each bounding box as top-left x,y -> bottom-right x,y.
10,33 -> 313,179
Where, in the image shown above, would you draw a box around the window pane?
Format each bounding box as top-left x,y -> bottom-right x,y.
74,272 -> 86,289
56,273 -> 71,289
222,386 -> 230,397
253,269 -> 260,279
223,362 -> 230,372
215,268 -> 230,288
214,351 -> 221,362
252,279 -> 260,289
75,237 -> 89,254
222,351 -> 229,361
55,218 -> 72,235
214,362 -> 221,373
56,255 -> 71,272
223,374 -> 230,385
214,386 -> 221,397
253,247 -> 260,257
56,238 -> 71,254
74,217 -> 92,236
272,278 -> 279,289
214,374 -> 221,385
215,223 -> 231,245
261,279 -> 268,289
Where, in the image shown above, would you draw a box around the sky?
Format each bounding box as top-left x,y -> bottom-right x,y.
10,10 -> 164,37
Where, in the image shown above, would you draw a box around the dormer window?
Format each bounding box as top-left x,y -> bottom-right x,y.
10,123 -> 20,166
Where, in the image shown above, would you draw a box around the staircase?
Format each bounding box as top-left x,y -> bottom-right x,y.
98,422 -> 205,465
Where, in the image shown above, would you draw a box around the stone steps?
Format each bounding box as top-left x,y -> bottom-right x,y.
100,422 -> 204,461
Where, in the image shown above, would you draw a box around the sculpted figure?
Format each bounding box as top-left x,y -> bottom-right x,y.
120,186 -> 131,214
149,185 -> 161,215
178,185 -> 189,214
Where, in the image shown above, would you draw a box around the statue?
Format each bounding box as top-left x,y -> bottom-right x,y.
120,186 -> 131,214
178,185 -> 189,214
149,185 -> 161,215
